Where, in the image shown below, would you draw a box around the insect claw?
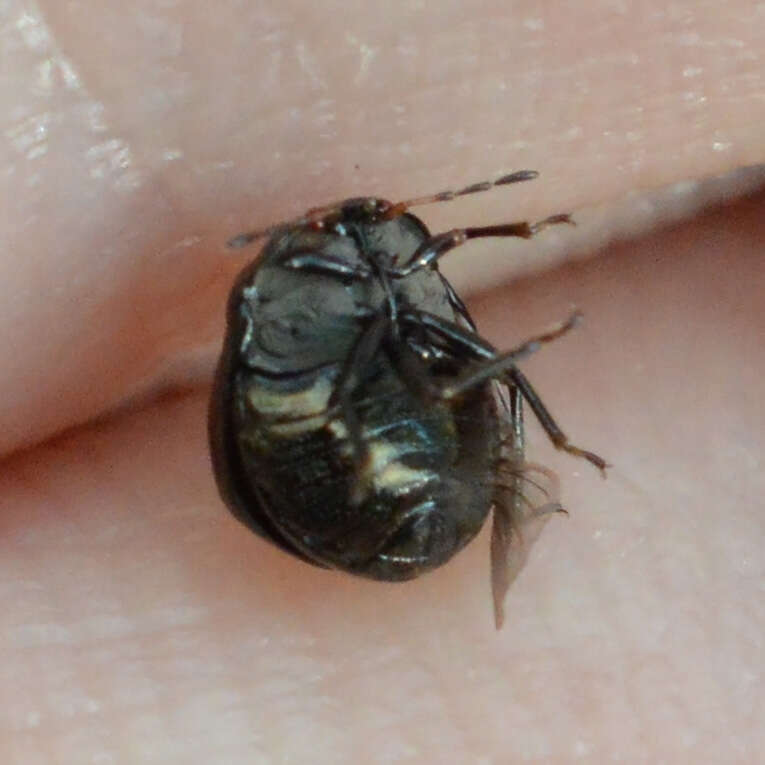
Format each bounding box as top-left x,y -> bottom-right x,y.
529,213 -> 575,235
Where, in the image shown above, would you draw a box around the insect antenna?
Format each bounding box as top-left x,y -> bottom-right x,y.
227,221 -> 290,249
227,170 -> 541,248
226,200 -> 351,248
380,170 -> 540,219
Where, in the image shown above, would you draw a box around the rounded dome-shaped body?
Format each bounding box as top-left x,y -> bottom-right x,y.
210,204 -> 500,580
210,180 -> 608,628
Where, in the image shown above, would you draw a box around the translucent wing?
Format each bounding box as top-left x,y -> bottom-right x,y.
490,383 -> 563,629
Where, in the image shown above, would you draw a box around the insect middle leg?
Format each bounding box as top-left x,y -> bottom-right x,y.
401,310 -> 608,474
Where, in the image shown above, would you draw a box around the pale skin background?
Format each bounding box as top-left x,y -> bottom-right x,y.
1,1 -> 764,762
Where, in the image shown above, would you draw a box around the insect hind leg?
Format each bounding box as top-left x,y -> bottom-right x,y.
400,309 -> 608,475
508,368 -> 608,475
436,311 -> 582,399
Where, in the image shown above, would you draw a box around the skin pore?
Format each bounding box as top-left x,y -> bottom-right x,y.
1,1 -> 763,762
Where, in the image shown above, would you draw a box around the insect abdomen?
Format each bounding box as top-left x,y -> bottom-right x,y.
232,366 -> 498,580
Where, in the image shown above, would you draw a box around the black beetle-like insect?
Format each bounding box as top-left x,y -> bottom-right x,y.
210,171 -> 606,627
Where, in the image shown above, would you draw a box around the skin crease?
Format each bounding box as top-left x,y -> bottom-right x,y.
0,0 -> 764,761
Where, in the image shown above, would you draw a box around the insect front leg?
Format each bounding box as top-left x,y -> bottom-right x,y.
387,214 -> 574,278
282,250 -> 372,281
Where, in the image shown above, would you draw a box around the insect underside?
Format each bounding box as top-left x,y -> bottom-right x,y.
210,170 -> 607,629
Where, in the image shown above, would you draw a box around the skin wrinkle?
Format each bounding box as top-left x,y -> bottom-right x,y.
1,3 -> 763,457
2,2 -> 192,454
1,0 -> 764,762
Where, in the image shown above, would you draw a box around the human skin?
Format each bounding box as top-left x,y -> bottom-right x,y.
1,1 -> 764,762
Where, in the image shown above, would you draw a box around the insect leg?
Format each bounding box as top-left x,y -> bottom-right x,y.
401,310 -> 607,474
401,310 -> 580,392
507,368 -> 608,475
282,250 -> 372,281
383,329 -> 445,401
328,313 -> 391,504
438,272 -> 477,330
401,308 -> 499,358
388,214 -> 573,278
227,171 -> 542,248
363,250 -> 401,329
438,312 -> 581,400
507,380 -> 524,454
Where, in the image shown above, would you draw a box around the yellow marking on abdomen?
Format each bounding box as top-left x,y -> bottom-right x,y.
247,377 -> 333,436
365,441 -> 435,494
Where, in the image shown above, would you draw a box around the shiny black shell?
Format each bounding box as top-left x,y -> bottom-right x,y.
209,207 -> 500,581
